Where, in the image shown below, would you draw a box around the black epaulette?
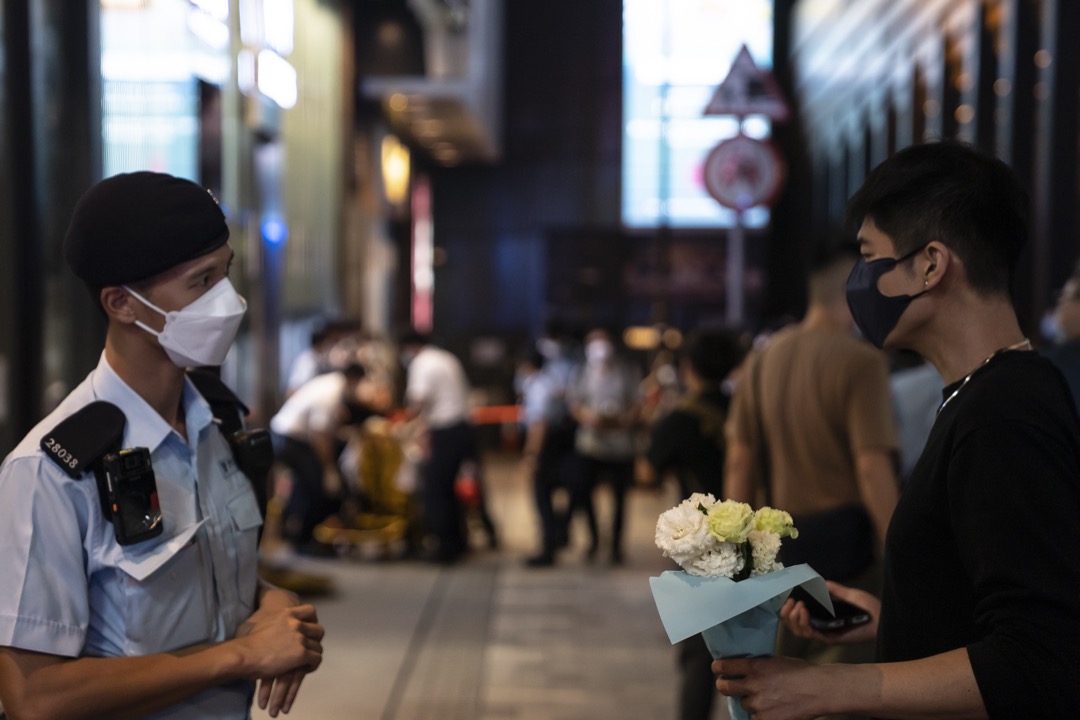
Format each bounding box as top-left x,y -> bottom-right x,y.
40,401 -> 126,479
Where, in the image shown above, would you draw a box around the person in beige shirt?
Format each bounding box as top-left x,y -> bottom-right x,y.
724,243 -> 900,718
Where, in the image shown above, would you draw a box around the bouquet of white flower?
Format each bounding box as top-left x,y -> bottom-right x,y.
650,494 -> 830,720
654,493 -> 797,579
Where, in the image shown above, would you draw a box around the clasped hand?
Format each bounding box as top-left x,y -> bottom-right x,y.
235,591 -> 325,717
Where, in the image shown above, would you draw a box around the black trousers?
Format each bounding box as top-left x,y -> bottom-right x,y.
422,421 -> 474,559
677,634 -> 717,720
531,422 -> 576,553
271,432 -> 340,548
566,454 -> 633,555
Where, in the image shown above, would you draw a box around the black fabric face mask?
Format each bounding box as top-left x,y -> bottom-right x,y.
845,245 -> 928,348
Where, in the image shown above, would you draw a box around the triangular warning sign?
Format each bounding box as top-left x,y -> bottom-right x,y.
705,45 -> 790,121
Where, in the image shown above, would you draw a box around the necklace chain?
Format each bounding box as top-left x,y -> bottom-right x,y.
936,338 -> 1032,415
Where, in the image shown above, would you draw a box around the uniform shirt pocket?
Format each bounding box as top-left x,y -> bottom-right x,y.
225,489 -> 263,614
115,519 -> 214,654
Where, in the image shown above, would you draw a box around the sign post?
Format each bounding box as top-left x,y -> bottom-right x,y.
702,45 -> 790,325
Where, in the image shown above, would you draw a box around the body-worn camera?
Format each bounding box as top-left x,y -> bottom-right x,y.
100,447 -> 163,545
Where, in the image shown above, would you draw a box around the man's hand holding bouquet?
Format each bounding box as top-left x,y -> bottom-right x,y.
649,493 -> 833,720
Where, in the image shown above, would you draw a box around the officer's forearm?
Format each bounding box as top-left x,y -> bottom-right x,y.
0,644 -> 249,720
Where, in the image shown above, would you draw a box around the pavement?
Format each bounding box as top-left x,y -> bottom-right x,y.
253,452 -> 732,720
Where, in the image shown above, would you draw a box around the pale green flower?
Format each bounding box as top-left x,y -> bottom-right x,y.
754,506 -> 799,539
706,500 -> 754,543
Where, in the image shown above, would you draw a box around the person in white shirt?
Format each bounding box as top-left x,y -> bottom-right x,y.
565,328 -> 644,565
270,362 -> 367,551
400,332 -> 495,563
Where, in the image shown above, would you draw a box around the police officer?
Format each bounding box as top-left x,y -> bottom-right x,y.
0,172 -> 324,719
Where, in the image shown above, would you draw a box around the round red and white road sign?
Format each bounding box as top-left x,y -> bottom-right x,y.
702,134 -> 786,211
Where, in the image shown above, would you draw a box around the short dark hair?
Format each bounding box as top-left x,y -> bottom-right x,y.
343,362 -> 367,381
685,328 -> 746,384
808,238 -> 860,305
398,330 -> 429,348
519,348 -> 545,370
846,141 -> 1028,297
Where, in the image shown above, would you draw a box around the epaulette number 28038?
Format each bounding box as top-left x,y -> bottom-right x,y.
43,436 -> 80,472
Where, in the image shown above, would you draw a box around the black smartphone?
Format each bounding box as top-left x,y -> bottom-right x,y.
101,448 -> 163,545
789,586 -> 872,632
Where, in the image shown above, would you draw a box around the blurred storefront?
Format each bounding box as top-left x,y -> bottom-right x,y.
0,0 -> 356,448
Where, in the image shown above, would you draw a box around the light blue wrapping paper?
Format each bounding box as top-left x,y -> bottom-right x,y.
700,594 -> 787,659
649,564 -> 832,720
703,596 -> 786,720
649,563 -> 831,644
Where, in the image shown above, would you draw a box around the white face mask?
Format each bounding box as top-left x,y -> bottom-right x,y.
585,340 -> 613,365
125,278 -> 247,368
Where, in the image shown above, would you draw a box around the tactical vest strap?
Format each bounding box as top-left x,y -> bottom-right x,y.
186,369 -> 249,437
187,369 -> 271,529
40,401 -> 126,479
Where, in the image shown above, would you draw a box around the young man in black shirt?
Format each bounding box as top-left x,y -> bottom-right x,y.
713,141 -> 1080,718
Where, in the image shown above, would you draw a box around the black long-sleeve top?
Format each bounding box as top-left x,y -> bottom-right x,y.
645,388 -> 728,498
878,350 -> 1080,718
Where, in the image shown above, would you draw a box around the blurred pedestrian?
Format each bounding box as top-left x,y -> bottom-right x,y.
285,318 -> 358,398
644,328 -> 747,498
269,362 -> 368,553
400,331 -> 496,563
643,327 -> 747,720
724,242 -> 900,717
565,328 -> 644,565
516,348 -> 575,567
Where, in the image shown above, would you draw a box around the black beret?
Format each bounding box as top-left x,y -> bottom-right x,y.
63,171 -> 229,286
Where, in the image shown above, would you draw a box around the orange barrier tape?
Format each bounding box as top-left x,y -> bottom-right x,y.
471,405 -> 522,425
384,405 -> 522,425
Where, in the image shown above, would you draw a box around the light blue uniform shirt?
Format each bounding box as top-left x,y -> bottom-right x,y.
0,354 -> 263,719
520,371 -> 558,427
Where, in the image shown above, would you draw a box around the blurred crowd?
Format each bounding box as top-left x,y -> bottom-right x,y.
255,245 -> 1080,720
261,247 -> 1080,582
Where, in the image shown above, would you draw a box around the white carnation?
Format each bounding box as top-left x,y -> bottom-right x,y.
655,502 -> 714,565
748,529 -> 783,576
683,492 -> 717,511
684,541 -> 744,578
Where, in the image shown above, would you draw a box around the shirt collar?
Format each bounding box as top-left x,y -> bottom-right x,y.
89,352 -> 215,450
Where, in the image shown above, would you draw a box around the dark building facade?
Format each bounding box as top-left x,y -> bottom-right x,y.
786,0 -> 1078,334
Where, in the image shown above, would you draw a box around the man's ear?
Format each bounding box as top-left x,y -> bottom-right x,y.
923,242 -> 951,289
100,286 -> 137,323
